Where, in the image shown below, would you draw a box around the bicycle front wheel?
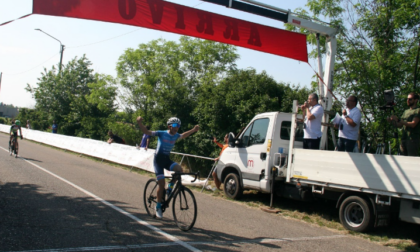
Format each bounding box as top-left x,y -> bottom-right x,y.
172,187 -> 197,231
143,179 -> 158,217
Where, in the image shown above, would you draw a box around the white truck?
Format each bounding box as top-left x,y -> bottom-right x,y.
203,0 -> 420,232
215,101 -> 420,232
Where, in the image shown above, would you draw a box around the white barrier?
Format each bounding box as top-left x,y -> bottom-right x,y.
0,124 -> 207,186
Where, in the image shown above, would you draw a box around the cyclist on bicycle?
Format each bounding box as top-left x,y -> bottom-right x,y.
136,116 -> 199,218
9,119 -> 23,156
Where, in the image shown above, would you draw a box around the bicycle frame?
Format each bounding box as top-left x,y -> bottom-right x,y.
10,135 -> 18,150
143,171 -> 199,231
162,172 -> 199,211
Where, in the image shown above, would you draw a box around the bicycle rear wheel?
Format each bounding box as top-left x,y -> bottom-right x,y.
172,187 -> 197,231
143,179 -> 158,217
14,142 -> 18,156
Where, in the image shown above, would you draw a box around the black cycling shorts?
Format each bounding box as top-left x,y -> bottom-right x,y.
153,153 -> 177,181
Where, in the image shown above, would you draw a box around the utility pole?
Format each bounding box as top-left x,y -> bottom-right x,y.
35,29 -> 65,74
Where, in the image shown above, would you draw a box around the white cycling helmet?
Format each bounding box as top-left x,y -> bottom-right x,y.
167,117 -> 181,125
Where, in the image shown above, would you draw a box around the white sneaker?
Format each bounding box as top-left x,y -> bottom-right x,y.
155,206 -> 163,219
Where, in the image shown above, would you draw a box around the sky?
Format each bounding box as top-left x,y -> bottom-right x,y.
0,0 -> 320,109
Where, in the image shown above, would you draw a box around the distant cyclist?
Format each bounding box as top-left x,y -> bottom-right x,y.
136,116 -> 199,219
9,119 -> 23,157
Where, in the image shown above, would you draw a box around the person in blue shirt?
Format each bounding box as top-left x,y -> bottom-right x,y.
136,116 -> 199,219
52,120 -> 58,133
137,126 -> 151,150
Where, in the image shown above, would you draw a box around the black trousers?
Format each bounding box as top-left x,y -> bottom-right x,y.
337,137 -> 357,152
303,138 -> 321,150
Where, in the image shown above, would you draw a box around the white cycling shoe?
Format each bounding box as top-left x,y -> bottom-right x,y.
155,207 -> 163,219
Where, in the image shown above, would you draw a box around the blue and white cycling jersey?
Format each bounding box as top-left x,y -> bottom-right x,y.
152,130 -> 181,156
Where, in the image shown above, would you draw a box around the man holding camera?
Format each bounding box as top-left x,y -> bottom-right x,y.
334,96 -> 361,152
300,93 -> 324,149
387,92 -> 420,156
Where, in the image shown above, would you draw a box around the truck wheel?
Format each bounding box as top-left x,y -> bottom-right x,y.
224,173 -> 243,200
339,196 -> 373,232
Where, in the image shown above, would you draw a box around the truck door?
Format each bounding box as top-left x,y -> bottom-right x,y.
238,118 -> 270,181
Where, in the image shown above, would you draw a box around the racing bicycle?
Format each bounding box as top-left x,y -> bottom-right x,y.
143,172 -> 199,231
9,135 -> 19,158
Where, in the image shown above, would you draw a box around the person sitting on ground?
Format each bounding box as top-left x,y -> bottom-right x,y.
107,130 -> 125,144
212,134 -> 229,191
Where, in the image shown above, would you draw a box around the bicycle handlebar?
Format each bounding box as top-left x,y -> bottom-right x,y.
187,172 -> 199,183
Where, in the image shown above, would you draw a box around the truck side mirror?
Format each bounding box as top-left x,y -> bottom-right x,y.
228,132 -> 236,147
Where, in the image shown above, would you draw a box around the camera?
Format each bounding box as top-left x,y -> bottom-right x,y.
379,90 -> 395,110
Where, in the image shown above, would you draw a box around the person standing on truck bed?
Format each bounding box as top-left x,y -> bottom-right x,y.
387,92 -> 420,156
300,93 -> 324,149
335,95 -> 361,152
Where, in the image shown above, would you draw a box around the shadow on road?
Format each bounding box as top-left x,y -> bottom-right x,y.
21,157 -> 43,162
0,182 -> 177,251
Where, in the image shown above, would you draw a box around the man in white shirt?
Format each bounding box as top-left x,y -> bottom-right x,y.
300,93 -> 324,149
335,95 -> 361,152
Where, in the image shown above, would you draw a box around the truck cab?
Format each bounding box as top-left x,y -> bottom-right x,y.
215,112 -> 303,198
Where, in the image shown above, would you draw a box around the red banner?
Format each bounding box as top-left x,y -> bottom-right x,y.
32,0 -> 308,62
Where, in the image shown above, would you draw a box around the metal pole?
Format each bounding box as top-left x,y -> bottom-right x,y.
35,29 -> 65,74
316,33 -> 324,100
59,44 -> 65,73
201,161 -> 217,192
239,0 -> 289,14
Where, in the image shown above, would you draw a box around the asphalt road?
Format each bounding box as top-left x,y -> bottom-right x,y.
0,133 -> 399,252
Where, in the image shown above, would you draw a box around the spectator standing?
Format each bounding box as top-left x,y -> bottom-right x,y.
52,120 -> 58,133
335,96 -> 362,152
300,93 -> 324,149
26,120 -> 31,129
387,92 -> 420,156
137,126 -> 151,150
107,130 -> 125,144
212,134 -> 229,191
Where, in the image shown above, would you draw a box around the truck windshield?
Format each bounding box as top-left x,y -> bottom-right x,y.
241,118 -> 269,147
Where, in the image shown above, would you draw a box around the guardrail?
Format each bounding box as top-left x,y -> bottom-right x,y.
0,124 -> 210,186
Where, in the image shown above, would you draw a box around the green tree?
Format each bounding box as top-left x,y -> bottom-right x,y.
26,55 -> 117,138
192,69 -> 312,163
286,0 -> 420,150
116,36 -> 239,150
15,108 -> 49,130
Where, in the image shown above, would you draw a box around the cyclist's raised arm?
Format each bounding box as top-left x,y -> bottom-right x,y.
179,125 -> 199,140
136,116 -> 152,135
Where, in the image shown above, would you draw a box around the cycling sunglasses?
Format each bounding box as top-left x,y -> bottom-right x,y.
170,123 -> 180,128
